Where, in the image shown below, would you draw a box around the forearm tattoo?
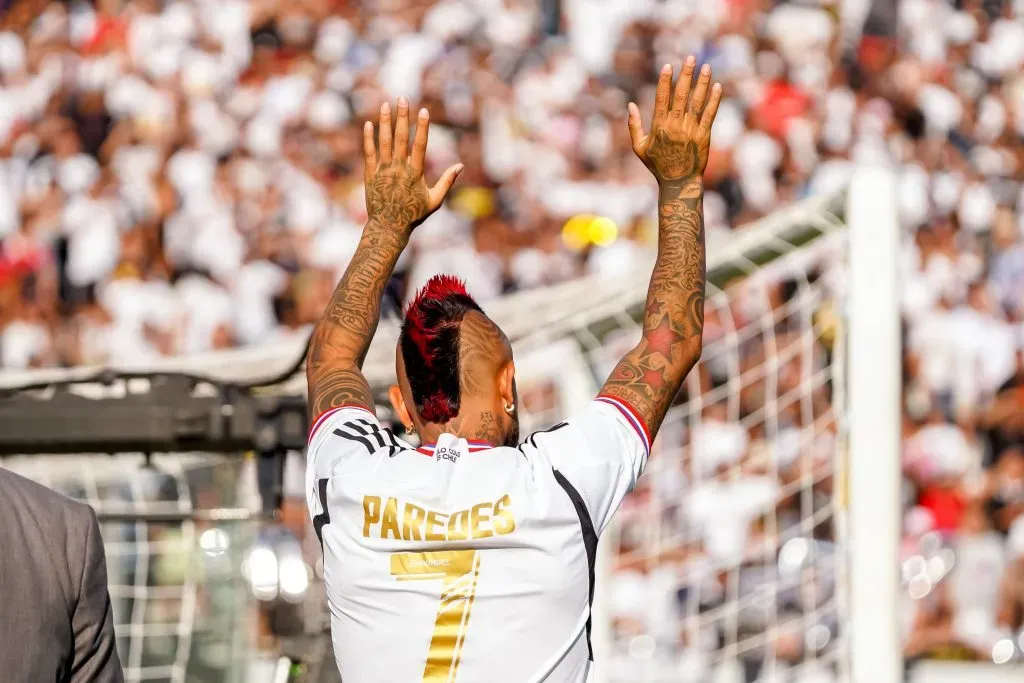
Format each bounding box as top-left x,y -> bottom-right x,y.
601,135 -> 706,438
307,222 -> 408,419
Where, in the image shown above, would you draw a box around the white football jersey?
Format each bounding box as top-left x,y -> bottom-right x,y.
306,395 -> 650,683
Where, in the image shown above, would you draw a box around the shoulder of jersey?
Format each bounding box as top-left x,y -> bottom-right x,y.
332,417 -> 410,457
517,421 -> 570,453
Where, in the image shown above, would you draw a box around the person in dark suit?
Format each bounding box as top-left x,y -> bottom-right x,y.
0,467 -> 124,682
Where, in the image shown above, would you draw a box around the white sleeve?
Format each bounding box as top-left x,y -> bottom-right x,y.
305,405 -> 388,527
533,395 -> 651,535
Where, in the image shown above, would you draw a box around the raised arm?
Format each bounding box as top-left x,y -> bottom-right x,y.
306,100 -> 463,421
599,58 -> 721,439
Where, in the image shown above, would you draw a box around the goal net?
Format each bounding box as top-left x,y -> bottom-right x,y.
0,185 -> 858,683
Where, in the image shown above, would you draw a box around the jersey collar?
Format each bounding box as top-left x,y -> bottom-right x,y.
416,437 -> 494,455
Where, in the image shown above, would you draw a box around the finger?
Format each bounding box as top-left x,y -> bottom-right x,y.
626,102 -> 645,154
427,163 -> 464,210
688,64 -> 712,119
699,83 -> 724,133
652,64 -> 672,127
378,102 -> 392,164
394,97 -> 410,159
362,121 -> 377,177
411,107 -> 429,174
671,56 -> 697,117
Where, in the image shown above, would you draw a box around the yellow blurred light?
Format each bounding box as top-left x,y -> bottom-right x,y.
562,214 -> 593,251
588,216 -> 618,246
451,187 -> 495,219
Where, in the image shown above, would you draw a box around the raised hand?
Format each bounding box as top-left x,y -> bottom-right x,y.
627,58 -> 722,190
363,98 -> 463,230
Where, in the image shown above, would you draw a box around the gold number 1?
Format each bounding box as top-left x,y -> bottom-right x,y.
390,550 -> 481,682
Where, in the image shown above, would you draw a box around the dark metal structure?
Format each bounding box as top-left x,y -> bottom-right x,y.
0,351 -> 309,514
0,374 -> 308,455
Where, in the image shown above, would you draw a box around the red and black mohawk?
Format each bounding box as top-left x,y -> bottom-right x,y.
400,275 -> 484,424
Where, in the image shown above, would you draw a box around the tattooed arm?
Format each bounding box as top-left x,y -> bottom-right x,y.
599,59 -> 722,439
306,99 -> 463,421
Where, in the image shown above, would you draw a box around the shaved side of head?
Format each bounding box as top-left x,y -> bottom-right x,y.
457,310 -> 511,399
456,309 -> 519,446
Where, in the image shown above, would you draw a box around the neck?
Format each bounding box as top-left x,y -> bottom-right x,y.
420,406 -> 504,446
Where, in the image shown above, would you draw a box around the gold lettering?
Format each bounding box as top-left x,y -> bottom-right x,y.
447,510 -> 470,541
365,495 -> 515,543
425,510 -> 449,541
402,504 -> 426,541
493,494 -> 516,535
381,497 -> 402,540
470,503 -> 492,539
362,496 -> 382,538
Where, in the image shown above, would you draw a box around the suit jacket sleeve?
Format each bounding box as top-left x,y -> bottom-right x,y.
69,506 -> 125,683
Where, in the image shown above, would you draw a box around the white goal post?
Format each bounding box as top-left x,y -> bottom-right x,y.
847,166 -> 903,683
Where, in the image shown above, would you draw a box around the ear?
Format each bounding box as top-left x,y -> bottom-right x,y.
388,384 -> 414,430
498,360 -> 516,407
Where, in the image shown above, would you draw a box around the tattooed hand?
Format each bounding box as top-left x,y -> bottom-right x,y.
627,58 -> 722,191
363,99 -> 463,231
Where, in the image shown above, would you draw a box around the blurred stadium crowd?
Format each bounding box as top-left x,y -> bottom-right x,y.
1,0 -> 1024,679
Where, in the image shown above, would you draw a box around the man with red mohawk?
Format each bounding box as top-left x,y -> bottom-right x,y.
307,58 -> 721,683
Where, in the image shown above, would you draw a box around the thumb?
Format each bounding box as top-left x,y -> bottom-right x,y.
427,163 -> 464,209
626,102 -> 645,155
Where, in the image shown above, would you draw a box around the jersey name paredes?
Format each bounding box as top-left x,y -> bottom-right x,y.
360,493 -> 515,541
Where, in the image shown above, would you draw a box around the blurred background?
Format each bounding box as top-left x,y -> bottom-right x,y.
1,0 -> 1023,681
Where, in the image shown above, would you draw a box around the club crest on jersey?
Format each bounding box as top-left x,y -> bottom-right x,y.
436,446 -> 459,463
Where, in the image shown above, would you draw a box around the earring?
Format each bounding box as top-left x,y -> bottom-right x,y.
503,401 -> 515,415
405,424 -> 415,435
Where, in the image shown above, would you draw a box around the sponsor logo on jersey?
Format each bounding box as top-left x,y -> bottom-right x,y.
436,446 -> 459,463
